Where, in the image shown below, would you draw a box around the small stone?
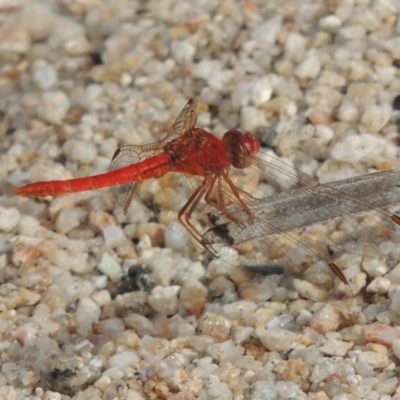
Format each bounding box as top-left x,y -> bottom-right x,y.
76,298 -> 101,324
206,248 -> 246,285
360,105 -> 391,133
191,60 -> 222,80
0,24 -> 30,59
363,323 -> 400,346
386,264 -> 400,285
250,77 -> 273,106
207,340 -> 241,364
97,252 -> 122,283
285,32 -> 307,61
69,252 -> 90,274
89,211 -> 115,231
141,335 -> 170,358
65,35 -> 93,56
37,90 -> 70,125
319,14 -> 342,33
63,139 -> 97,164
47,354 -> 100,394
164,221 -> 190,252
170,40 -> 195,64
338,100 -> 359,123
0,283 -> 41,310
97,318 -> 125,336
305,85 -> 342,113
330,132 -> 397,169
22,2 -> 54,41
366,277 -> 391,295
240,106 -> 268,132
198,312 -> 232,342
208,69 -> 235,93
274,59 -> 294,76
207,377 -> 233,400
295,55 -> 321,80
357,351 -> 388,368
124,314 -> 156,337
362,258 -> 389,277
148,285 -> 180,316
11,242 -> 40,266
251,16 -> 282,46
238,280 -> 275,302
93,375 -> 111,392
91,290 -> 111,307
319,339 -> 354,357
102,225 -> 126,247
338,25 -> 366,40
179,279 -> 207,315
0,207 -> 20,232
221,300 -> 257,321
231,82 -> 253,110
310,304 -> 340,334
19,287 -> 41,306
274,81 -> 303,101
251,381 -> 277,400
373,377 -> 399,396
257,328 -> 298,352
232,326 -> 254,345
102,367 -> 124,381
173,258 -> 206,285
347,82 -> 380,107
144,250 -> 175,287
170,318 -> 196,339
108,350 -> 139,368
274,359 -> 311,391
55,207 -> 87,234
42,391 -> 62,400
366,342 -> 387,355
91,275 -> 108,290
384,36 -> 400,60
307,110 -> 332,125
17,215 -> 40,236
318,70 -> 346,88
31,59 -> 58,90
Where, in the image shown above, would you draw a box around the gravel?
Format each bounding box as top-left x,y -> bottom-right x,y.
2,0 -> 400,399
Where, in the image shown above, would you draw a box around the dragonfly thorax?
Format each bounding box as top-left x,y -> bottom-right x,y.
164,128 -> 232,176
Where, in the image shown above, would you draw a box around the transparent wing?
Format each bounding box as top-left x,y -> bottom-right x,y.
153,172 -> 213,241
109,99 -> 197,213
202,152 -> 400,305
162,99 -> 197,142
110,143 -> 165,213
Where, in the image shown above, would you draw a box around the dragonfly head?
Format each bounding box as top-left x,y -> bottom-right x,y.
222,130 -> 260,169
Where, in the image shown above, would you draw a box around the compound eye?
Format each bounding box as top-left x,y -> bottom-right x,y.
222,130 -> 259,169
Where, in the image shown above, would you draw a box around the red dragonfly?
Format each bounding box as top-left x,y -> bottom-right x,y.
14,99 -> 400,304
14,99 -> 258,246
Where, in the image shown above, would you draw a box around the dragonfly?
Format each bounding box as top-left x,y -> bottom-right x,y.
14,99 -> 400,305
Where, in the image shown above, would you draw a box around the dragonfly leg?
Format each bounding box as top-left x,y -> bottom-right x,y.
203,177 -> 240,226
178,177 -> 217,253
209,174 -> 254,227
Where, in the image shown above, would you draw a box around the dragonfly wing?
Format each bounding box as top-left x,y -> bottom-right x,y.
254,151 -> 399,239
108,100 -> 198,213
111,181 -> 141,214
110,143 -> 164,213
203,151 -> 400,305
162,99 -> 197,141
154,173 -> 206,220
